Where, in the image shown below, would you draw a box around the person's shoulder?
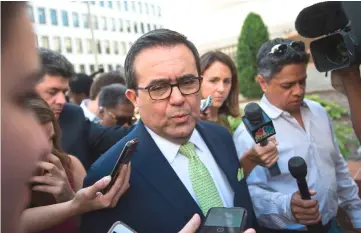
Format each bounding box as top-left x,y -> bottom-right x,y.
303,98 -> 329,117
198,120 -> 230,135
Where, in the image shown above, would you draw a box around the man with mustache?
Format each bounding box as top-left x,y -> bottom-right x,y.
80,29 -> 277,233
233,38 -> 361,233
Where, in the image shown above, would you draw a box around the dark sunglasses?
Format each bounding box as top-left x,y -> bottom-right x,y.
269,41 -> 305,56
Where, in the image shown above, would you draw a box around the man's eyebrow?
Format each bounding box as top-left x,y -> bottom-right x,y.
176,74 -> 198,80
146,78 -> 170,87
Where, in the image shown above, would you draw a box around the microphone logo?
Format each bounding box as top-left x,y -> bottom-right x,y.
255,125 -> 275,141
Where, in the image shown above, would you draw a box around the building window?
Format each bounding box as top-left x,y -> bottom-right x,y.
104,40 -> 110,54
64,37 -> 72,53
141,22 -> 145,34
72,12 -> 79,27
86,39 -> 93,54
41,36 -> 49,48
121,41 -> 127,55
83,14 -> 89,28
61,11 -> 69,26
158,5 -> 161,17
97,40 -> 102,54
101,17 -> 107,30
92,16 -> 98,30
107,1 -> 113,8
147,23 -> 151,32
111,18 -> 116,31
76,38 -> 83,54
119,19 -> 124,32
90,1 -> 96,5
90,65 -> 95,73
138,1 -> 143,14
79,64 -> 86,73
53,36 -> 61,52
151,4 -> 155,16
117,1 -> 122,11
145,3 -> 149,14
99,1 -> 105,7
108,64 -> 113,72
124,0 -> 128,11
126,20 -> 131,33
38,8 -> 46,24
50,9 -> 58,25
133,23 -> 138,33
113,41 -> 119,54
132,1 -> 136,12
27,5 -> 34,22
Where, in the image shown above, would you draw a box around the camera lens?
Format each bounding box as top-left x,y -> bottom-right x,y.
326,37 -> 349,65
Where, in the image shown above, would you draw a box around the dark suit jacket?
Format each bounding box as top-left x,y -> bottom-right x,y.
81,120 -> 259,233
58,103 -> 133,169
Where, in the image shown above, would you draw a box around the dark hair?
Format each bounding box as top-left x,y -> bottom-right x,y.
124,28 -> 201,89
69,73 -> 93,97
1,2 -> 26,48
89,71 -> 125,100
38,48 -> 75,79
200,51 -> 240,117
257,38 -> 310,81
25,94 -> 72,179
98,84 -> 130,108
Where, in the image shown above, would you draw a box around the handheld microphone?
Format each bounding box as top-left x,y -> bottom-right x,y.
288,156 -> 326,233
242,103 -> 280,176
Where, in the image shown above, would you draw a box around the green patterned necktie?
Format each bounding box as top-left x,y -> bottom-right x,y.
179,142 -> 223,215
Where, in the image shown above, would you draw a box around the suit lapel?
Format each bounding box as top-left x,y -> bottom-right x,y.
196,123 -> 239,191
130,122 -> 203,216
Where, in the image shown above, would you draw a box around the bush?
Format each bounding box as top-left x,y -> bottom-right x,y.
306,94 -> 359,157
236,12 -> 269,98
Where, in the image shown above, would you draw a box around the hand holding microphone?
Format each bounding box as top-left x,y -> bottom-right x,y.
242,103 -> 280,175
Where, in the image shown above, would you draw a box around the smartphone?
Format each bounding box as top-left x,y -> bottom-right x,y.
201,95 -> 213,113
199,207 -> 247,233
107,221 -> 137,233
102,138 -> 139,194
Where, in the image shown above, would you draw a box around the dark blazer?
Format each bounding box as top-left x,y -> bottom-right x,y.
81,120 -> 259,233
58,103 -> 133,169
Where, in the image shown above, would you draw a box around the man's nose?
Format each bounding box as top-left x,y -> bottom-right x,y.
169,86 -> 185,106
55,92 -> 66,105
293,84 -> 305,96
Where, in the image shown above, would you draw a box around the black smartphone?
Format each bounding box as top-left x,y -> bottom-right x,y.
201,95 -> 213,113
102,138 -> 139,194
199,207 -> 247,233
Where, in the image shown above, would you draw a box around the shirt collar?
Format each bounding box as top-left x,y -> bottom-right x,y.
260,95 -> 310,120
145,126 -> 205,164
80,99 -> 99,122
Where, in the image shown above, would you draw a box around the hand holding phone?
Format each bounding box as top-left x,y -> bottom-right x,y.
199,207 -> 248,233
102,138 -> 139,194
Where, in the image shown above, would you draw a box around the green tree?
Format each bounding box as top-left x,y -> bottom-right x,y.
236,12 -> 269,98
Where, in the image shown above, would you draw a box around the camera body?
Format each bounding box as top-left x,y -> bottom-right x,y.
296,1 -> 361,72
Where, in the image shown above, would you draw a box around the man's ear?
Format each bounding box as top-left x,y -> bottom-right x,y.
256,75 -> 268,93
126,89 -> 138,107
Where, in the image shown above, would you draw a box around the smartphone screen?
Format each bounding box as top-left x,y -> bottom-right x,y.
201,95 -> 213,113
200,207 -> 247,233
102,138 -> 139,194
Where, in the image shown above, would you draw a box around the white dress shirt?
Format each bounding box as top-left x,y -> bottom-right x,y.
146,127 -> 235,208
80,99 -> 100,123
233,96 -> 361,230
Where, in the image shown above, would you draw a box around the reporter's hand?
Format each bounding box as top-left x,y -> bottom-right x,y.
200,108 -> 213,122
71,163 -> 131,214
179,214 -> 201,233
331,65 -> 360,94
247,136 -> 279,168
291,189 -> 322,225
30,153 -> 75,203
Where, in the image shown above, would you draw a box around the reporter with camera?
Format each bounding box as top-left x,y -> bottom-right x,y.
331,65 -> 361,143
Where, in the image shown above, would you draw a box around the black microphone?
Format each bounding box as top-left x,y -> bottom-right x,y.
295,1 -> 348,38
288,156 -> 326,233
242,103 -> 280,176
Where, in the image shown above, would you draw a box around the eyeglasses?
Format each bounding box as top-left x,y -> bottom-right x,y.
269,41 -> 306,56
136,76 -> 203,100
106,111 -> 136,126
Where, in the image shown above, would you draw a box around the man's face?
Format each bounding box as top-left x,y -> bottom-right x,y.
35,75 -> 69,118
258,63 -> 307,113
1,6 -> 51,233
99,103 -> 135,126
126,44 -> 201,144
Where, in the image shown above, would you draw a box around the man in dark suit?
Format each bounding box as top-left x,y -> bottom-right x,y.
81,29 -> 276,233
35,48 -> 133,169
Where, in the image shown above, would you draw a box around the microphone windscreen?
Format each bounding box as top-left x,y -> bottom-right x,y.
295,1 -> 349,38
